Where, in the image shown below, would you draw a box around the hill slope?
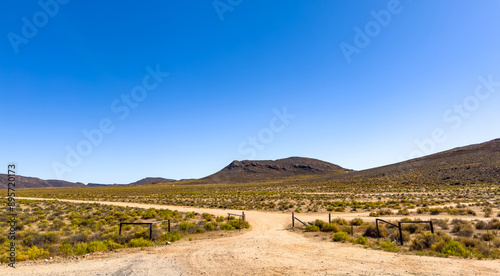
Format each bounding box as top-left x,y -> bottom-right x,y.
326,138 -> 500,185
202,157 -> 349,183
0,174 -> 85,189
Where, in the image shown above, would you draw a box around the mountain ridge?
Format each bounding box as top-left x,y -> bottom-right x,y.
4,138 -> 500,188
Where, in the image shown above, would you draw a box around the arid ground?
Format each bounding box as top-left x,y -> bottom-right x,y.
2,198 -> 499,276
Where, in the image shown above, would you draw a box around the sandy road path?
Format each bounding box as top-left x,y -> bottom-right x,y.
2,198 -> 499,276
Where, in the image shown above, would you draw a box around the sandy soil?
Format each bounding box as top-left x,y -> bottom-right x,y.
2,197 -> 499,276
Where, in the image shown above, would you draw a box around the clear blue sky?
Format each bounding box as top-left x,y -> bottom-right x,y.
2,0 -> 500,184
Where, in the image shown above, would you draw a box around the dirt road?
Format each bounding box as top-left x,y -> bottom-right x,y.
2,198 -> 499,276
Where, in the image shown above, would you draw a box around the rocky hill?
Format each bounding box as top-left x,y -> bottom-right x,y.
201,157 -> 349,183
326,138 -> 500,185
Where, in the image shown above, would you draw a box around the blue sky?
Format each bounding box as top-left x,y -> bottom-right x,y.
2,0 -> 500,184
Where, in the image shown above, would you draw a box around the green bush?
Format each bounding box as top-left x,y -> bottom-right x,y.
441,240 -> 471,257
74,243 -> 88,255
87,241 -> 108,253
185,212 -> 196,219
194,228 -> 205,234
354,235 -> 368,245
305,225 -> 320,232
204,222 -> 215,231
333,232 -> 349,242
59,244 -> 73,256
226,219 -> 249,230
322,223 -> 341,233
398,209 -> 410,216
42,232 -> 59,244
351,218 -> 364,226
331,218 -> 348,226
221,223 -> 235,230
179,221 -> 196,232
202,213 -> 212,221
27,246 -> 50,260
158,231 -> 183,243
128,238 -> 153,248
380,241 -> 399,252
363,223 -> 387,238
104,239 -> 124,249
451,221 -> 474,237
429,208 -> 443,215
334,207 -> 345,212
410,231 -> 451,251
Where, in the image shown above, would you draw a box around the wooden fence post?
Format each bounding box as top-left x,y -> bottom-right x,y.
292,212 -> 295,228
398,222 -> 403,245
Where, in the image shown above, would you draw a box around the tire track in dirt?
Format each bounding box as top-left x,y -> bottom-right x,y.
2,197 -> 498,275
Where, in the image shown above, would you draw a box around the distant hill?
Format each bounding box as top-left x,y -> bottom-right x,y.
0,174 -> 85,189
128,177 -> 176,185
201,157 -> 349,183
87,183 -> 110,187
326,138 -> 500,185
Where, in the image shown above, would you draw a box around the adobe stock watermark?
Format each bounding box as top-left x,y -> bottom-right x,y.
7,0 -> 71,54
399,74 -> 499,162
238,107 -> 295,159
339,0 -> 405,63
51,65 -> 169,179
213,0 -> 243,21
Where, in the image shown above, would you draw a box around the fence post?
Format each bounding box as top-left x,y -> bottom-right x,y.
242,212 -> 245,222
329,213 -> 331,224
429,220 -> 434,233
398,222 -> 403,245
351,221 -> 353,236
292,212 -> 295,228
149,223 -> 153,240
376,219 -> 379,237
168,219 -> 171,232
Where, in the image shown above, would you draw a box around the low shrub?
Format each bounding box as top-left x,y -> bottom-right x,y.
333,232 -> 349,242
410,231 -> 451,251
128,238 -> 153,248
441,240 -> 471,258
179,222 -> 196,232
363,223 -> 387,238
157,231 -> 183,243
305,225 -> 320,232
104,239 -> 124,249
27,246 -> 50,260
354,235 -> 368,245
380,241 -> 399,252
87,241 -> 108,253
202,213 -> 212,221
73,243 -> 88,255
59,244 -> 73,256
194,228 -> 205,234
397,209 -> 410,216
204,222 -> 215,231
451,221 -> 474,237
433,219 -> 449,230
351,218 -> 364,226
